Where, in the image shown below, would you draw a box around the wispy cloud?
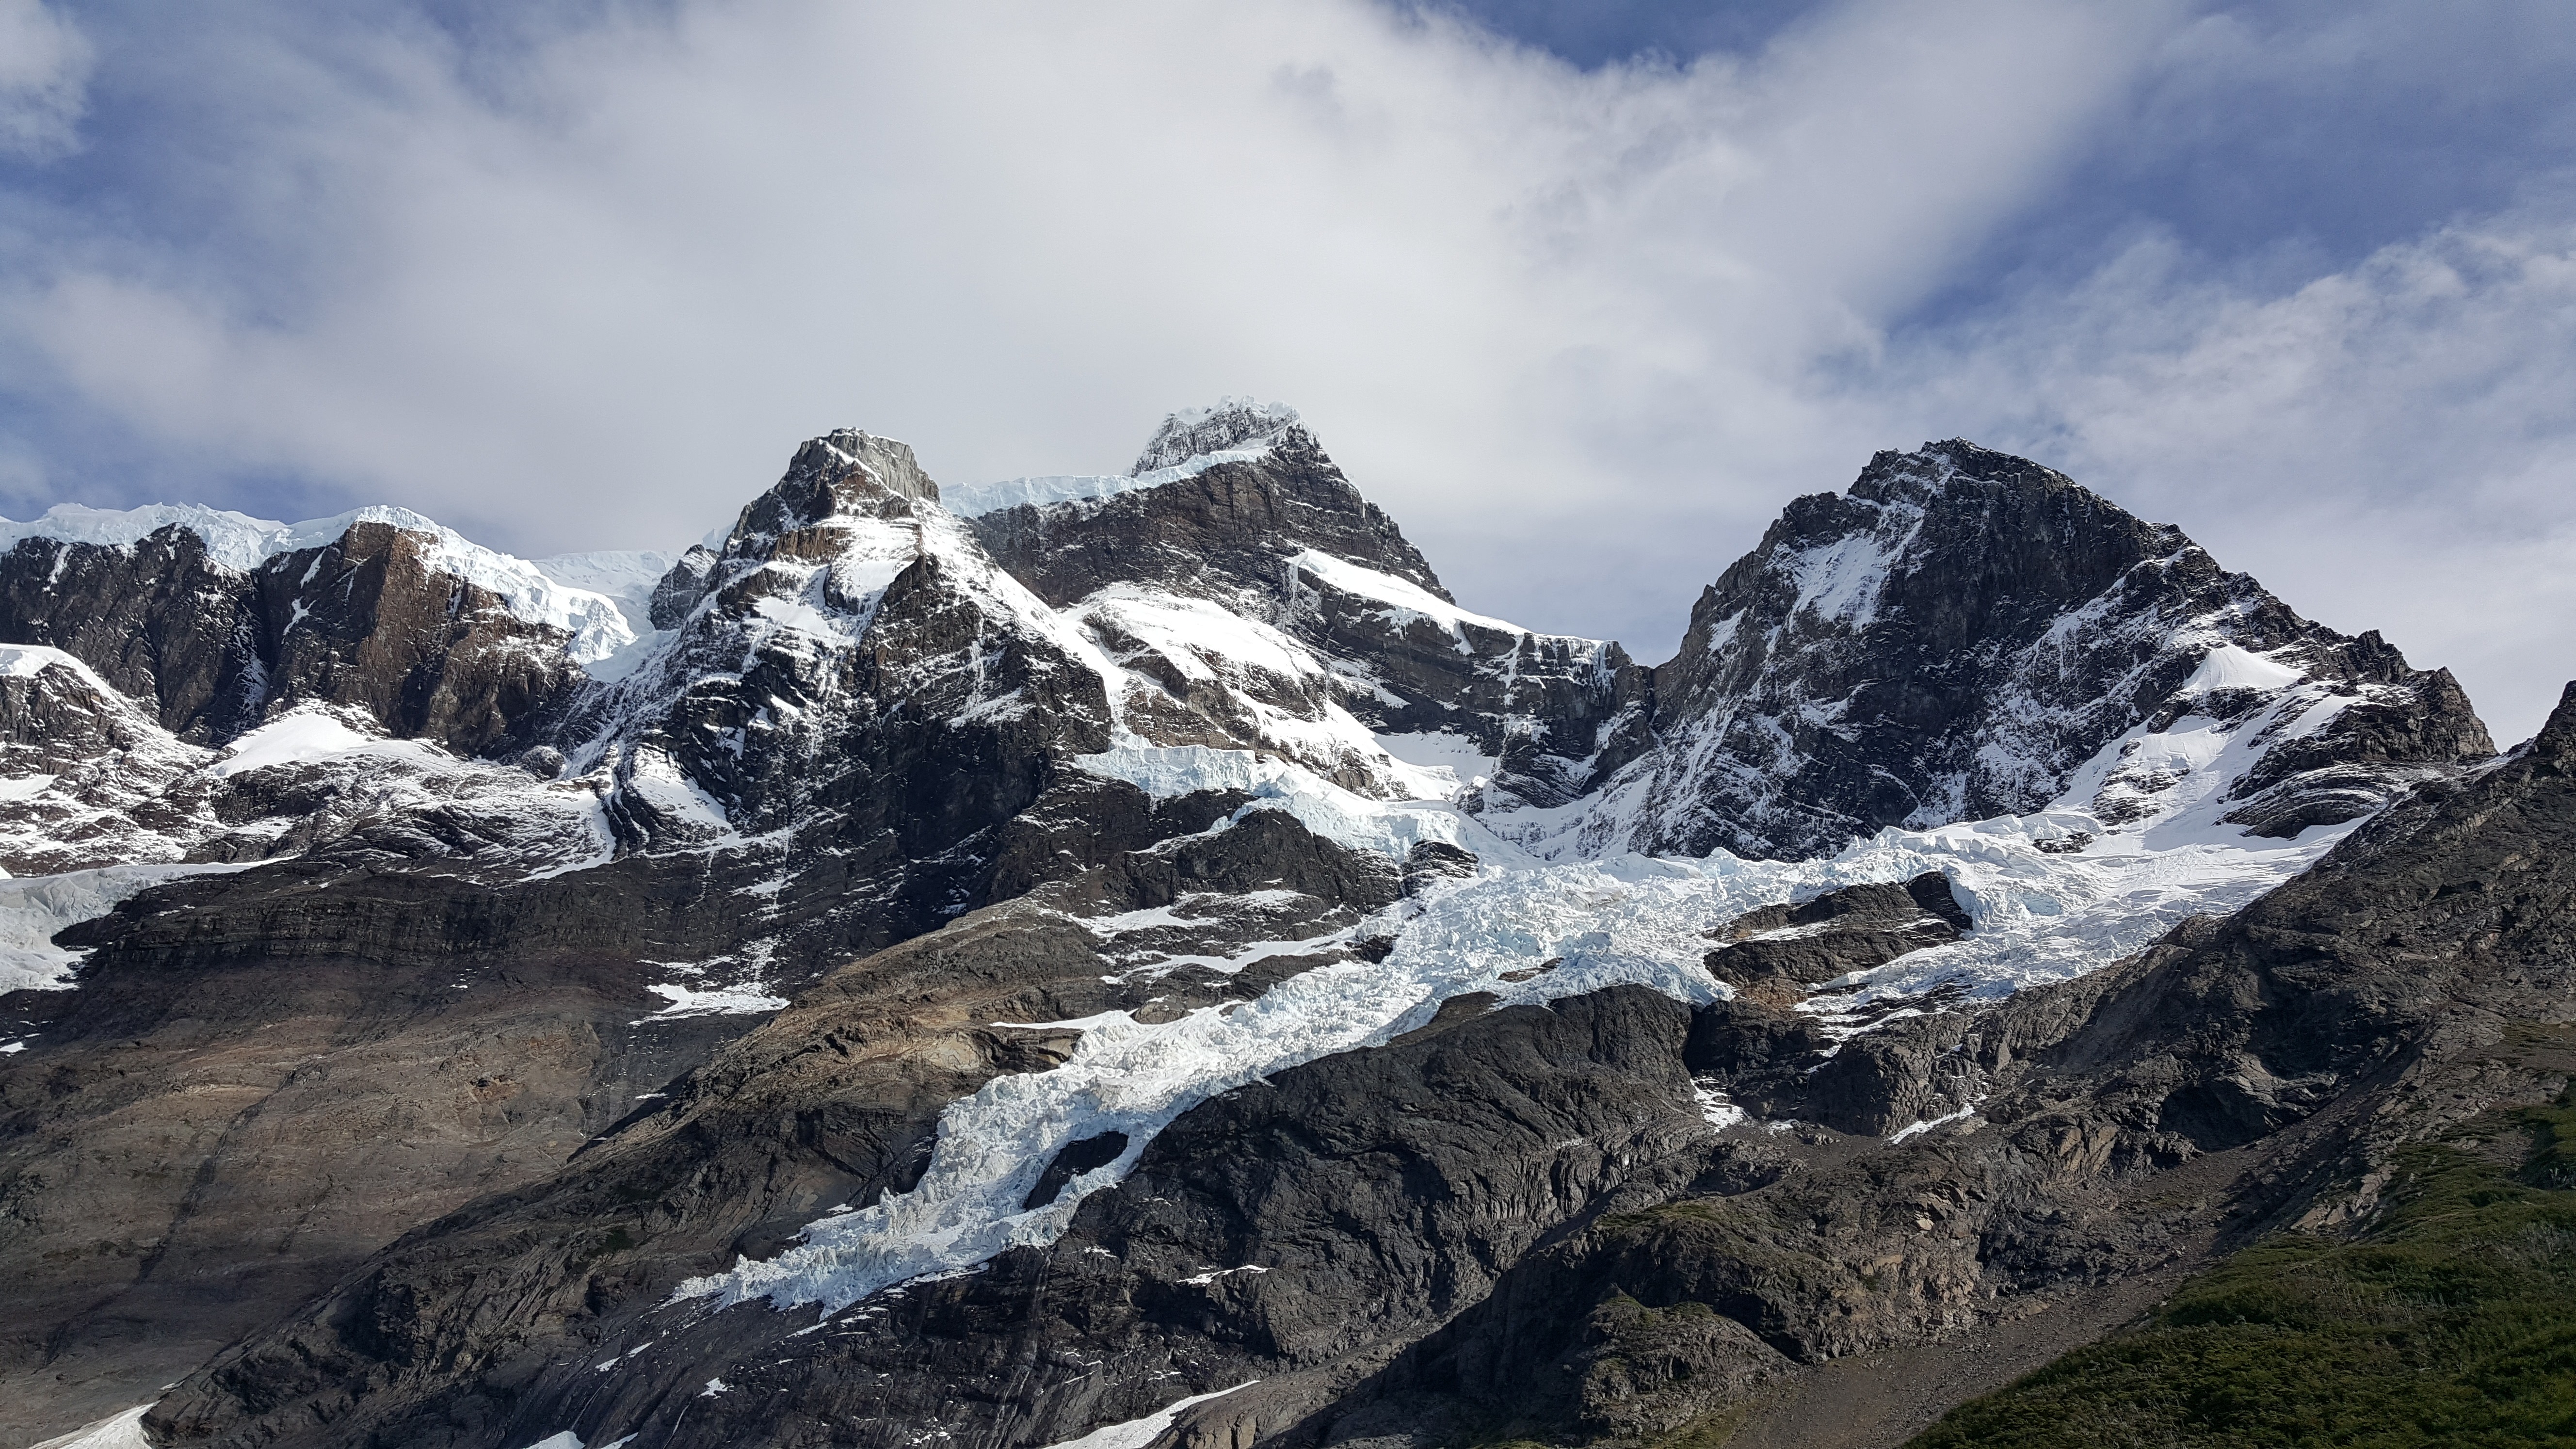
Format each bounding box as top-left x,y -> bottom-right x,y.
0,0 -> 91,159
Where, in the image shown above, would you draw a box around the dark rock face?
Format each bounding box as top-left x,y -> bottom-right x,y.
1581,441 -> 2495,860
251,522 -> 586,758
1023,1131 -> 1129,1210
0,528 -> 269,743
645,545 -> 717,630
0,521 -> 589,755
1702,872 -> 1968,1005
139,810 -> 1401,1449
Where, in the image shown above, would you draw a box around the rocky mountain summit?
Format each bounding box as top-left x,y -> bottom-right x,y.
1545,441 -> 2491,861
0,403 -> 2537,1449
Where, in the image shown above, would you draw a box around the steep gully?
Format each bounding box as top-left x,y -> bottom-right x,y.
0,402 -> 2512,1446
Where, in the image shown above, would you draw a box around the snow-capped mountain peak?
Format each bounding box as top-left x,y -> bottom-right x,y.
942,398 -> 1308,518
1128,396 -> 1303,474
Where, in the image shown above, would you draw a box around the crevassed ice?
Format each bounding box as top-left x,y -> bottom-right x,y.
679,742 -> 2351,1318
940,474 -> 1150,517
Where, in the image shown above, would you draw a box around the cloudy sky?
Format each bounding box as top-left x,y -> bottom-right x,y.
2,0 -> 2572,742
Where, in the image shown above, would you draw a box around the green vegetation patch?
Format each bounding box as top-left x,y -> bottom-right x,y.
1909,1094 -> 2576,1448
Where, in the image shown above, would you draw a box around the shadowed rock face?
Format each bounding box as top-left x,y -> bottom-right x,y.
0,522 -> 588,755
0,527 -> 264,743
1702,872 -> 1970,1007
252,522 -> 588,758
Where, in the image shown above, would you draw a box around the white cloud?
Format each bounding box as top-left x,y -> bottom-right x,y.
0,0 -> 2173,622
2,0 -> 2572,745
0,0 -> 91,158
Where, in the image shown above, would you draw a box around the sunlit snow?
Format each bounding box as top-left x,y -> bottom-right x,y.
24,1403 -> 155,1449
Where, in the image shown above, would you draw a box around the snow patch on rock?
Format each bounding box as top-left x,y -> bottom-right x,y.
1038,1383 -> 1258,1449
1290,548 -> 1520,637
0,861 -> 257,992
0,642 -> 117,692
213,707 -> 418,778
25,1403 -> 156,1449
1035,1371 -> 1257,1444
